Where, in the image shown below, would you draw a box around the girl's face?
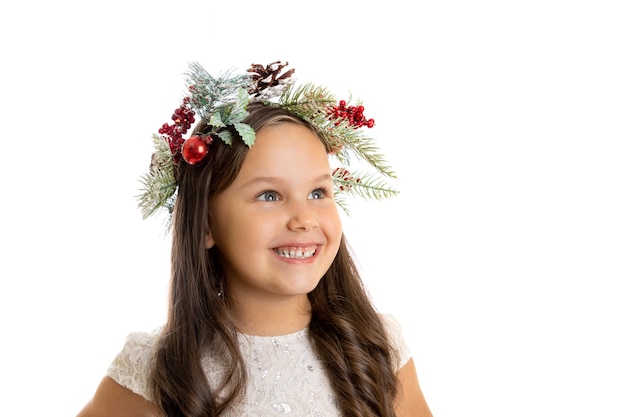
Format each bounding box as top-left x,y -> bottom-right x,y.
206,123 -> 342,307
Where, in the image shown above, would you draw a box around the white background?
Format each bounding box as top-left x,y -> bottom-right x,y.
1,1 -> 624,416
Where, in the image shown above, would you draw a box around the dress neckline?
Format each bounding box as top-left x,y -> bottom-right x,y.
237,327 -> 309,342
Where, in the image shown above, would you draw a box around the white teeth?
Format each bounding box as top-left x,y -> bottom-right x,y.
275,247 -> 316,259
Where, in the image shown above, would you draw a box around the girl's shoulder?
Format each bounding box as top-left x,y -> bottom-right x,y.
76,376 -> 163,417
106,329 -> 161,402
378,313 -> 412,371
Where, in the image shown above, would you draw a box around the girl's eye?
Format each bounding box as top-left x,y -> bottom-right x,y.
257,191 -> 279,202
308,188 -> 327,200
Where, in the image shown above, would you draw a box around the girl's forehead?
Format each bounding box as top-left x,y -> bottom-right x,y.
252,123 -> 325,151
236,125 -> 330,178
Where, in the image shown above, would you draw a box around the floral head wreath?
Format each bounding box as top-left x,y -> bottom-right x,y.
138,61 -> 398,226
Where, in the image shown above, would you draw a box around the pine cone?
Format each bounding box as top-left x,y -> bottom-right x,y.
247,61 -> 295,97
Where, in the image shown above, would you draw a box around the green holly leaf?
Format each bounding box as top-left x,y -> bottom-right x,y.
228,87 -> 250,124
209,111 -> 225,128
234,122 -> 256,147
218,129 -> 233,145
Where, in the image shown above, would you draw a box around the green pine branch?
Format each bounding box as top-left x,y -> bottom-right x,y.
332,168 -> 399,201
333,192 -> 350,215
333,127 -> 397,179
279,83 -> 396,180
278,82 -> 337,112
137,135 -> 177,220
185,63 -> 252,121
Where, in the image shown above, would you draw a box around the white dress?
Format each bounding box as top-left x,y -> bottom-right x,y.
107,314 -> 411,416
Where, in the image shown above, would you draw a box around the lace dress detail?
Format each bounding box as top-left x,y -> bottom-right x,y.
107,314 -> 410,415
107,329 -> 159,400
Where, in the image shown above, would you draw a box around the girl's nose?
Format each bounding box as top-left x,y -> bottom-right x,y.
286,201 -> 318,231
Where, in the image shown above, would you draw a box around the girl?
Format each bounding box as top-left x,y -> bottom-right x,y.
77,62 -> 432,417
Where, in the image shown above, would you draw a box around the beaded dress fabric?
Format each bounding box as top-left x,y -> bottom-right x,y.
107,315 -> 410,416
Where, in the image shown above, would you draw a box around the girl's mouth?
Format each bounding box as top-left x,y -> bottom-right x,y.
273,246 -> 317,259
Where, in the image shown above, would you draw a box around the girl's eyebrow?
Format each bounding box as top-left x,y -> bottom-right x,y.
241,173 -> 332,188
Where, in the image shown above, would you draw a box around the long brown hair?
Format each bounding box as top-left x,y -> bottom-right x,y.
151,102 -> 398,416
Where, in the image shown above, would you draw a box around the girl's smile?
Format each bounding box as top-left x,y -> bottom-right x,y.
273,244 -> 318,260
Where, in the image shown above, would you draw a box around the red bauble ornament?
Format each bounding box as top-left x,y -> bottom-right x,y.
182,135 -> 212,165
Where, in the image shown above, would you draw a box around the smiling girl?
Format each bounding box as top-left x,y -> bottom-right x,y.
77,62 -> 432,417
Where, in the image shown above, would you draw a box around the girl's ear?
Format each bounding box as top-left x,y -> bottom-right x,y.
205,229 -> 216,249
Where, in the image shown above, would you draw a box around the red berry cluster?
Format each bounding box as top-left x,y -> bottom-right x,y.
327,100 -> 375,128
332,167 -> 361,191
158,97 -> 196,162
